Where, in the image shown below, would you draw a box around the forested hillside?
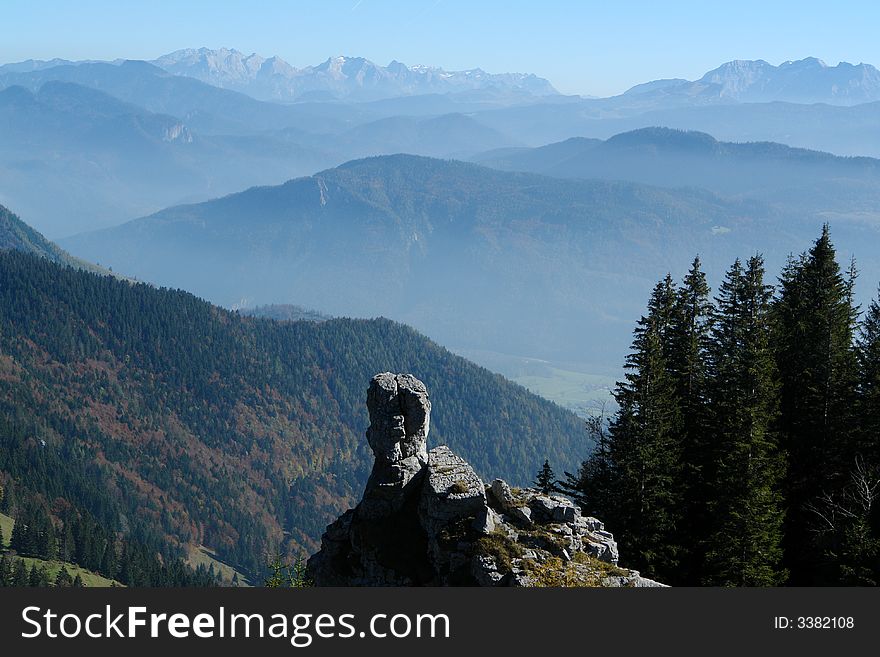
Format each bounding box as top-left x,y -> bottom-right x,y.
0,250 -> 586,580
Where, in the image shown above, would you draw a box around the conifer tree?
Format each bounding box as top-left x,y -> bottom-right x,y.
100,540 -> 117,579
703,257 -> 786,585
814,288 -> 880,584
0,483 -> 13,515
670,257 -> 713,441
773,226 -> 860,583
602,275 -> 684,581
9,512 -> 28,555
668,256 -> 713,582
534,460 -> 556,493
12,558 -> 27,586
558,414 -> 616,515
0,554 -> 10,586
28,563 -> 41,587
54,566 -> 73,588
856,289 -> 880,462
58,522 -> 74,562
34,510 -> 56,560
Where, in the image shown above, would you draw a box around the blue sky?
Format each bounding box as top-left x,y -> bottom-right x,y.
4,0 -> 880,96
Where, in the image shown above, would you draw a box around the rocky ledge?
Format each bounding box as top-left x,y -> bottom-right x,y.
307,372 -> 665,587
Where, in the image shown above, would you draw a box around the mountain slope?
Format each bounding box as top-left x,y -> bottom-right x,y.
0,204 -> 106,273
0,248 -> 587,577
62,154 -> 829,370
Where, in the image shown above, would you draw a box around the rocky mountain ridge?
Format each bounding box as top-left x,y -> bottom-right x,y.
151,48 -> 559,101
308,373 -> 665,587
625,57 -> 880,105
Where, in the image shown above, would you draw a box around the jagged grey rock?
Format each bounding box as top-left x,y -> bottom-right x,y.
420,445 -> 486,528
359,372 -> 430,519
307,373 -> 667,587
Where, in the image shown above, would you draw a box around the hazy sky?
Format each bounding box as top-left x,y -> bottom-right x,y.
4,0 -> 880,96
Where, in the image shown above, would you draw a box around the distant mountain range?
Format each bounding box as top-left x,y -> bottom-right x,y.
152,48 -> 561,102
472,126 -> 880,213
0,60 -> 373,135
9,52 -> 880,106
469,96 -> 880,156
3,48 -> 560,103
5,50 -> 880,240
700,57 -> 880,104
624,57 -> 880,105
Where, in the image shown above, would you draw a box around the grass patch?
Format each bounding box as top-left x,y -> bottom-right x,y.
449,348 -> 615,416
473,530 -> 524,573
516,524 -> 569,554
524,553 -> 631,587
17,556 -> 122,587
513,367 -> 615,415
0,512 -> 13,549
571,551 -> 629,577
186,545 -> 250,586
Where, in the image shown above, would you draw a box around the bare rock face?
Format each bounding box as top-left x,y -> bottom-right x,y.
360,372 -> 431,519
306,373 -> 433,586
307,373 -> 666,587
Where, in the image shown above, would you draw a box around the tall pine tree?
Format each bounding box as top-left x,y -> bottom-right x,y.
703,257 -> 786,585
669,256 -> 713,583
773,226 -> 860,584
602,275 -> 684,582
856,289 -> 880,464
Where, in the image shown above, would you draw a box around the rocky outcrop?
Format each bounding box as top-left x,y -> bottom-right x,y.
307,373 -> 665,587
359,372 -> 430,520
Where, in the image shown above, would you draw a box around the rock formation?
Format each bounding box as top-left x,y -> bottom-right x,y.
307,373 -> 665,587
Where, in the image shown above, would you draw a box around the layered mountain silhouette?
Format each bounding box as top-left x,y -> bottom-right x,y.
5,53 -> 880,237
0,63 -> 521,235
0,79 -> 346,236
63,154 -> 873,371
473,127 -> 880,212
